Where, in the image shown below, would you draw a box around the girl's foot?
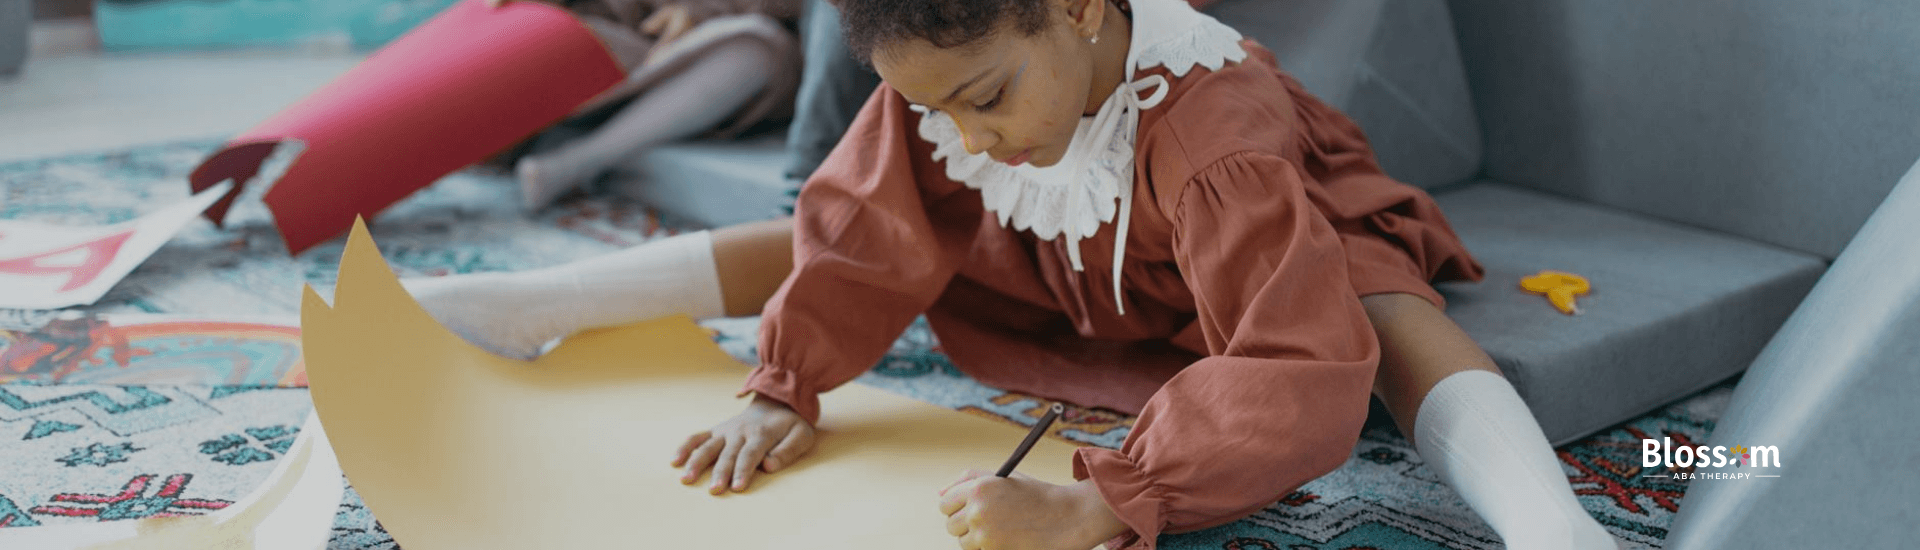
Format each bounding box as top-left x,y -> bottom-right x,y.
515,155 -> 593,211
403,272 -> 572,359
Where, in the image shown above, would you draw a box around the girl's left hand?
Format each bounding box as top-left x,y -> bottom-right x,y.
937,470 -> 1130,550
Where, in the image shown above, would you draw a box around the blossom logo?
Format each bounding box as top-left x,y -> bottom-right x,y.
1642,437 -> 1782,480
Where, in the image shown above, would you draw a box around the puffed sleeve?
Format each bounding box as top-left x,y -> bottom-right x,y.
1072,152 -> 1381,548
739,85 -> 980,424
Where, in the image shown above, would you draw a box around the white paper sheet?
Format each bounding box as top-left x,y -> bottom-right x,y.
0,181 -> 233,310
0,411 -> 343,549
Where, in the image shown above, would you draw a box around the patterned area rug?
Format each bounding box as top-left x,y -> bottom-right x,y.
0,140 -> 1721,548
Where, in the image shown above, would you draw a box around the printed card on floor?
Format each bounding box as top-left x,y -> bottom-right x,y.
0,181 -> 232,310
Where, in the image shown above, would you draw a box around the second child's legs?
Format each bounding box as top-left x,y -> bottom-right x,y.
1362,293 -> 1619,550
518,39 -> 779,209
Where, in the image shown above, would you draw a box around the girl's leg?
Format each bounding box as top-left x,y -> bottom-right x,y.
403,218 -> 795,359
1362,293 -> 1620,550
518,38 -> 777,208
711,218 -> 796,316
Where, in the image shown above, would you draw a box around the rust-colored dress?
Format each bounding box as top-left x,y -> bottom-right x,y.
743,41 -> 1484,548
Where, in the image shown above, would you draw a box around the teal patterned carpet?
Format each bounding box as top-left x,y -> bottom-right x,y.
0,140 -> 1717,549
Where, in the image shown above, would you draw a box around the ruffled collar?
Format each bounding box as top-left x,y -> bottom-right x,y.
913,0 -> 1247,314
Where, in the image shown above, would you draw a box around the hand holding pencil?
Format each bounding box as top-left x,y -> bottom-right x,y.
937,402 -> 1129,550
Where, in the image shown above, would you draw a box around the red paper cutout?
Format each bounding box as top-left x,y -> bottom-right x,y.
189,0 -> 624,254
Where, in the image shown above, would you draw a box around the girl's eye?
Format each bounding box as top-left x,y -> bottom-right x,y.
975,88 -> 1005,112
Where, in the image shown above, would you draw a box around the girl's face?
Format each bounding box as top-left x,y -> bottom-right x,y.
873,0 -> 1119,168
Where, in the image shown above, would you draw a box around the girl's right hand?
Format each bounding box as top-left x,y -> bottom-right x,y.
672,394 -> 816,494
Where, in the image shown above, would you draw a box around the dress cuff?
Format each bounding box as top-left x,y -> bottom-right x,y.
1074,447 -> 1169,550
737,365 -> 822,425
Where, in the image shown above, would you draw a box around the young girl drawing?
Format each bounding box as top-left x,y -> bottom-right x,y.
406,0 -> 1625,547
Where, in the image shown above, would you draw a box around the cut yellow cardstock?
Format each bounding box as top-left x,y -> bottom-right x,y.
301,219 -> 1084,549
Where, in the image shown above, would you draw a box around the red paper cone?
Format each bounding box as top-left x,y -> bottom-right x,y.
189,0 -> 624,254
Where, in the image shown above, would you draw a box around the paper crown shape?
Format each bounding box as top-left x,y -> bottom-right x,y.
188,0 -> 623,254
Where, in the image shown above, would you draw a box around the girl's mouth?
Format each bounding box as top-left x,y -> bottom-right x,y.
1002,149 -> 1033,166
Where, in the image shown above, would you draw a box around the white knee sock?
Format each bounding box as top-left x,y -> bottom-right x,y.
1413,370 -> 1620,550
400,230 -> 727,359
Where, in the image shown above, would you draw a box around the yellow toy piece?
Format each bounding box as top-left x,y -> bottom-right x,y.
1520,270 -> 1591,315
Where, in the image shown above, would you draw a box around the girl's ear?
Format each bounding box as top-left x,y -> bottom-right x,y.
1061,0 -> 1108,41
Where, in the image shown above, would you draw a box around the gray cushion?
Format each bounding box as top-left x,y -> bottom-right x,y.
1216,0 -> 1484,191
1447,0 -> 1920,257
1344,0 -> 1483,190
1431,182 -> 1826,445
1206,0 -> 1384,109
1663,158 -> 1920,550
607,134 -> 792,229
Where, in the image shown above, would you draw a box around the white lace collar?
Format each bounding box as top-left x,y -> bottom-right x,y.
913,0 -> 1246,314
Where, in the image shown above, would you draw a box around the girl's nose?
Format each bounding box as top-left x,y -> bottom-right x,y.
955,118 -> 999,157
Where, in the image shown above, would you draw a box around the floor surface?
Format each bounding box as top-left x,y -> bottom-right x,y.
0,18 -> 364,163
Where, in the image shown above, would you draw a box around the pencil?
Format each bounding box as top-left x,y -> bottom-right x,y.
995,402 -> 1065,477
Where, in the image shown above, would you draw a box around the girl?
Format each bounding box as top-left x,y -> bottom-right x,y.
406,0 -> 1625,547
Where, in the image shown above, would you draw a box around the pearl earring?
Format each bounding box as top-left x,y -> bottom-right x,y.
1090,35 -> 1100,45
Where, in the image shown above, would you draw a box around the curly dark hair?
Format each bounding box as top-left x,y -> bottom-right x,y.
838,0 -> 1054,65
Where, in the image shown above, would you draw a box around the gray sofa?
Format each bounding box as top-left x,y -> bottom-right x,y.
1661,157 -> 1920,548
607,0 -> 1920,450
1,0 -> 27,76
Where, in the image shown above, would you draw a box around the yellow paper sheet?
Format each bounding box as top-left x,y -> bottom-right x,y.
301,220 -> 1084,549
